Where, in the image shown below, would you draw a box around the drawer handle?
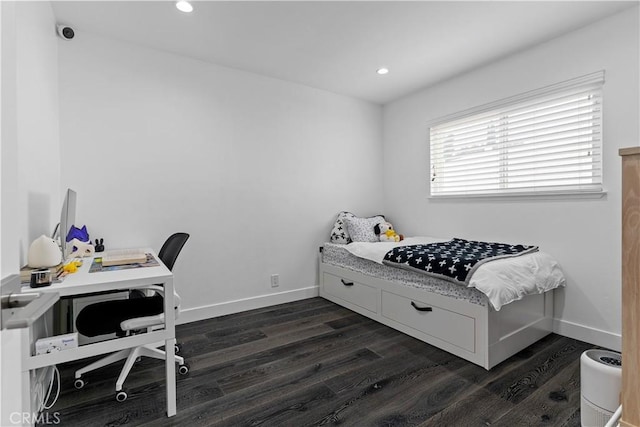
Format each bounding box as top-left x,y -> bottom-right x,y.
340,279 -> 354,287
411,301 -> 433,312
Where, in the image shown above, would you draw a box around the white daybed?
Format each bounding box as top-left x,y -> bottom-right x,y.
318,237 -> 565,370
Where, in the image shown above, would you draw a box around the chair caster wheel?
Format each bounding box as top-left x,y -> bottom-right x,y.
174,343 -> 182,354
74,379 -> 85,390
178,364 -> 189,375
115,391 -> 128,402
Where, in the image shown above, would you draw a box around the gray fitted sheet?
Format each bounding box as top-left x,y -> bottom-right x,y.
322,242 -> 488,307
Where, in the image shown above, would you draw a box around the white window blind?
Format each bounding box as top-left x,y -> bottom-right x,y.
429,71 -> 604,198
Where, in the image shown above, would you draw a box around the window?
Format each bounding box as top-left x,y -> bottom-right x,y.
429,71 -> 604,198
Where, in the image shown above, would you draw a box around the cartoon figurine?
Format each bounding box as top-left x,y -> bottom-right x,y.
69,238 -> 95,258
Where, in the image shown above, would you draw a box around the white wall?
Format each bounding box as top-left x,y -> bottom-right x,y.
15,2 -> 61,267
0,1 -> 61,276
382,8 -> 639,350
1,1 -> 60,423
58,32 -> 383,321
1,1 -> 19,279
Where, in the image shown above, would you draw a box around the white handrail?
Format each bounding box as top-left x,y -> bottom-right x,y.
604,404 -> 622,427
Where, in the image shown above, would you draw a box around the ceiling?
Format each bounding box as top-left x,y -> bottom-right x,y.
51,1 -> 637,105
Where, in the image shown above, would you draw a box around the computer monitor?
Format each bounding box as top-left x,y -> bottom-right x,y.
58,188 -> 77,259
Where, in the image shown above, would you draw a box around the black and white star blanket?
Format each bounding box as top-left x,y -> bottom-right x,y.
382,238 -> 538,285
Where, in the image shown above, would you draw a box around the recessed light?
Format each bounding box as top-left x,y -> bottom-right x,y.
176,1 -> 193,13
377,68 -> 389,75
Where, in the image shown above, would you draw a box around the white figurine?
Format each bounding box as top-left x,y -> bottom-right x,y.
69,238 -> 95,258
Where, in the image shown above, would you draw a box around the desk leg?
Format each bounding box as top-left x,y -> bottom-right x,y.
1,328 -> 32,426
165,337 -> 177,417
164,276 -> 177,417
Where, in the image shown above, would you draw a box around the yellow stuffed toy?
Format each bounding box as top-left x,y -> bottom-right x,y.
63,259 -> 83,274
374,221 -> 404,242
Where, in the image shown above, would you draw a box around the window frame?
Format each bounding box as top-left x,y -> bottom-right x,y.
428,71 -> 606,200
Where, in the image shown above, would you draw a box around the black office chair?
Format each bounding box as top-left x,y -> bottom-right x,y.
74,232 -> 190,402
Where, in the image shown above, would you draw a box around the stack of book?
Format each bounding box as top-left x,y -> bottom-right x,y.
101,249 -> 147,267
19,263 -> 64,284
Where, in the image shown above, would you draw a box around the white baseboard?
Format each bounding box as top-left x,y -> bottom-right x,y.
553,318 -> 621,352
177,286 -> 320,325
180,291 -> 621,353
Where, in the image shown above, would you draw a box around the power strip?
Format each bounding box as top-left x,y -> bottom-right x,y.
35,332 -> 78,355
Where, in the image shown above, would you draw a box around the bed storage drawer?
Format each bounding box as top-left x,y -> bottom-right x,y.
322,272 -> 377,313
381,290 -> 475,352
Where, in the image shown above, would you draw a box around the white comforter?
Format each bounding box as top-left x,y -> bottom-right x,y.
341,236 -> 565,311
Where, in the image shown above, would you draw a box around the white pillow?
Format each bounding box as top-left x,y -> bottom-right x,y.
345,215 -> 386,243
330,211 -> 355,244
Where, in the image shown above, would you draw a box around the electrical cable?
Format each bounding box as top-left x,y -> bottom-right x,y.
44,314 -> 49,337
42,366 -> 60,410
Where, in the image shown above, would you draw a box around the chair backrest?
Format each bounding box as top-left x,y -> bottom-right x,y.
158,232 -> 190,271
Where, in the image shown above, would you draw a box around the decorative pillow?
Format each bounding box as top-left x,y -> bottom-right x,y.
330,211 -> 356,244
345,215 -> 386,243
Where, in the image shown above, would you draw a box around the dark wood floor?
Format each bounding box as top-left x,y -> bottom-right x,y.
46,297 -> 595,426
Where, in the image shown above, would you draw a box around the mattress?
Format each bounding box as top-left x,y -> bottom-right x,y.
322,242 -> 488,307
322,237 -> 566,310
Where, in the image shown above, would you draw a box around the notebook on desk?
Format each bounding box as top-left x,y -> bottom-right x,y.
101,249 -> 147,267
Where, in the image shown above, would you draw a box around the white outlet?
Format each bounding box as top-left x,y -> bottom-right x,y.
271,274 -> 279,287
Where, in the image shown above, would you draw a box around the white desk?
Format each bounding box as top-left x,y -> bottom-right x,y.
18,251 -> 178,418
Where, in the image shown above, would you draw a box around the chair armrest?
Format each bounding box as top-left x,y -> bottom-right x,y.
130,285 -> 181,309
119,285 -> 181,332
121,313 -> 165,331
133,285 -> 166,297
